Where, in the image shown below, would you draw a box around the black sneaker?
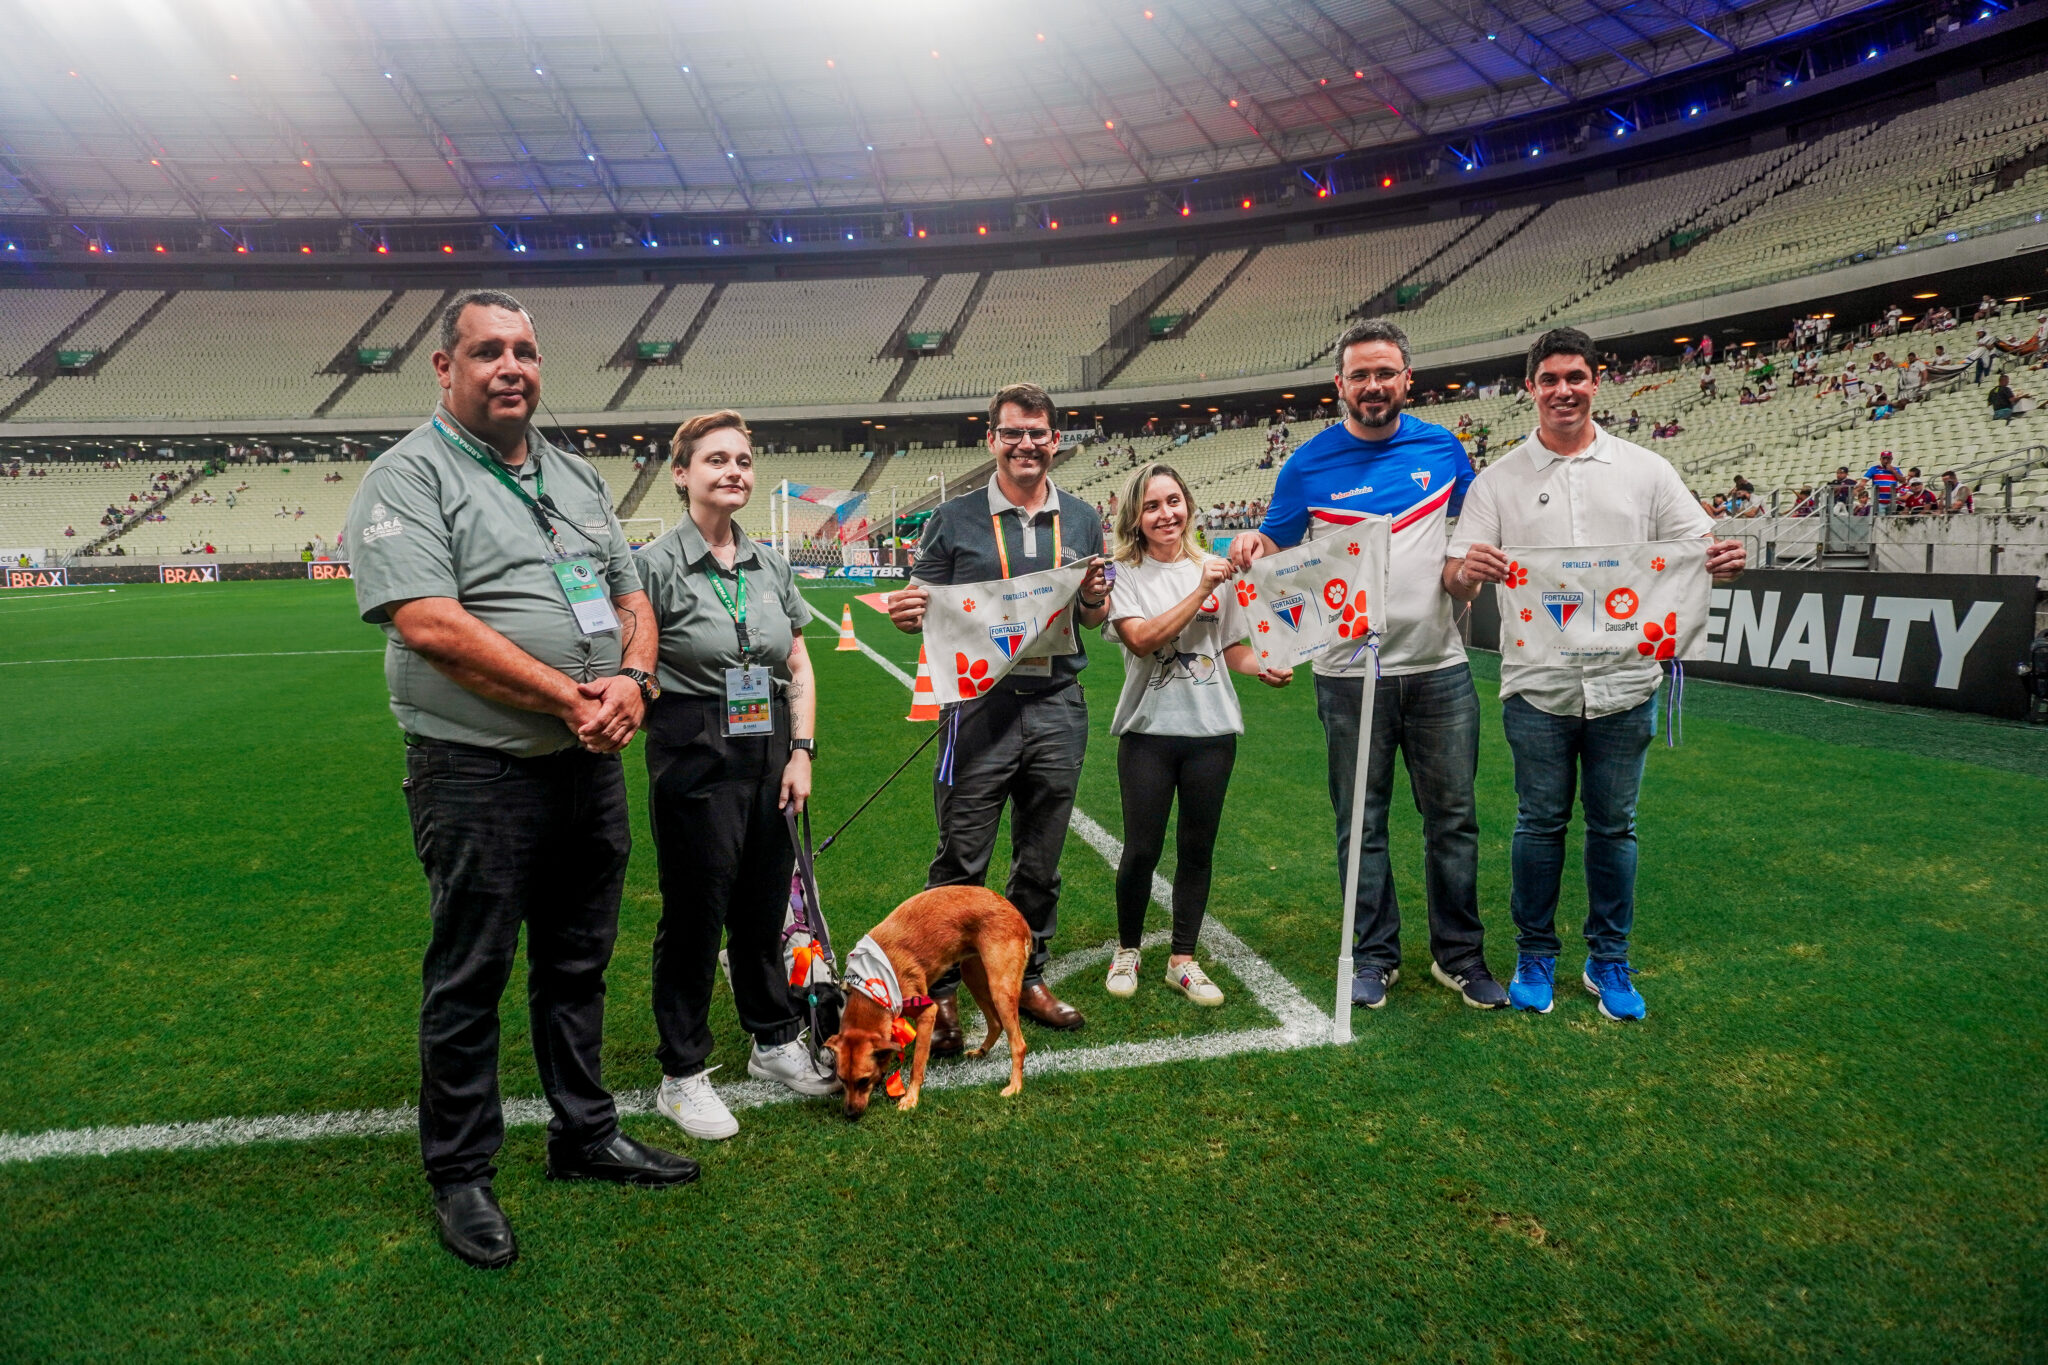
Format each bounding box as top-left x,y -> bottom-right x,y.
1351,964 -> 1400,1009
1431,960 -> 1509,1009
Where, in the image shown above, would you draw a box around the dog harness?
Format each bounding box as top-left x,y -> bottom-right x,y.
844,934 -> 935,1096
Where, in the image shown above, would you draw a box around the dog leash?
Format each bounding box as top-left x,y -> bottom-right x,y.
813,723 -> 945,856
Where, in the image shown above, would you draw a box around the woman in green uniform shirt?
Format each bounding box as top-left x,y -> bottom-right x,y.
636,410 -> 836,1142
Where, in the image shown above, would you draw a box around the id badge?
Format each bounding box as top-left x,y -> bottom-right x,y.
551,556 -> 620,635
723,665 -> 775,736
1009,656 -> 1052,678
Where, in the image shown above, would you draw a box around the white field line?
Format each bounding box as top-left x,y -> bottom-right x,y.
0,599 -> 122,617
0,589 -> 122,602
0,612 -> 1332,1166
0,648 -> 383,668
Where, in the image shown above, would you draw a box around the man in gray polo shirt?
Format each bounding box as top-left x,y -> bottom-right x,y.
888,382 -> 1110,1046
345,289 -> 694,1271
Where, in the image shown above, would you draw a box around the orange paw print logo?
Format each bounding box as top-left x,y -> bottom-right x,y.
1514,638 -> 1525,648
1650,556 -> 1667,573
1201,592 -> 1221,614
1235,580 -> 1257,606
1605,587 -> 1638,620
1322,578 -> 1349,611
1504,561 -> 1529,588
1256,620 -> 1271,634
1637,612 -> 1679,660
961,597 -> 977,613
1518,607 -> 1533,623
954,652 -> 996,696
1346,542 -> 1360,556
1336,597 -> 1371,640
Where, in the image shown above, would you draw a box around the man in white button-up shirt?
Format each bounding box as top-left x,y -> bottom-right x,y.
1443,328 -> 1746,1022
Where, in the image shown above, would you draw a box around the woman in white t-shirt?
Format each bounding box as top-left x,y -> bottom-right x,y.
1104,463 -> 1292,1006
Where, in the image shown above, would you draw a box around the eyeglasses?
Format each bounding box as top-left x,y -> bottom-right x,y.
994,427 -> 1056,446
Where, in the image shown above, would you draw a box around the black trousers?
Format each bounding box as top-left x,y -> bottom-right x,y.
403,739 -> 629,1193
644,694 -> 801,1078
1115,732 -> 1237,955
926,683 -> 1088,988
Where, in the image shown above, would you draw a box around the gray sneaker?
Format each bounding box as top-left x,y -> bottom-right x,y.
1351,964 -> 1400,1009
1431,960 -> 1509,1009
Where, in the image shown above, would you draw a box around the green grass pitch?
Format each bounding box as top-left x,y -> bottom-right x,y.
0,579 -> 2042,1361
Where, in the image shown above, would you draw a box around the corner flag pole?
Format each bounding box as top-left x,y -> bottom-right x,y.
1332,677 -> 1375,1044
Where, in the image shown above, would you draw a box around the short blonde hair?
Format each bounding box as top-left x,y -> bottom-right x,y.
669,410 -> 751,505
1113,462 -> 1205,567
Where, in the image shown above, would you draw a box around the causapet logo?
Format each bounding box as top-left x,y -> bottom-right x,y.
1322,578 -> 1349,611
988,621 -> 1029,659
1270,592 -> 1308,631
1604,586 -> 1639,620
1543,591 -> 1586,630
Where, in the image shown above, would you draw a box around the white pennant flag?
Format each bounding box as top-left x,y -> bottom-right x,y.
1232,518 -> 1391,670
920,558 -> 1094,705
1495,538 -> 1710,667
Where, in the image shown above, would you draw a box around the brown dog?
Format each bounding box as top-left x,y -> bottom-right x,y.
825,886 -> 1031,1119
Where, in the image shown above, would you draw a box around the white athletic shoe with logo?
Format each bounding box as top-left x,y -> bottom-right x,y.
1165,959 -> 1225,1007
1106,947 -> 1142,998
655,1068 -> 739,1141
748,1036 -> 842,1097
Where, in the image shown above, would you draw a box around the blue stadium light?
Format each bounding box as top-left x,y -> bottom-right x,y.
1529,146 -> 1540,157
865,144 -> 874,151
1485,31 -> 1496,39
1688,105 -> 1701,116
680,65 -> 689,72
711,237 -> 720,245
846,232 -> 855,240
1784,78 -> 1795,86
726,152 -> 735,158
1614,126 -> 1625,137
1866,47 -> 1880,59
533,67 -> 543,75
586,154 -> 596,161
574,241 -> 585,249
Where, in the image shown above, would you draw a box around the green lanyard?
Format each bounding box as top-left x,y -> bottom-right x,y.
704,559 -> 750,658
433,412 -> 557,550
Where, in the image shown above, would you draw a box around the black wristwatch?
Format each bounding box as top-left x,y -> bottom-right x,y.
789,738 -> 816,758
620,668 -> 660,704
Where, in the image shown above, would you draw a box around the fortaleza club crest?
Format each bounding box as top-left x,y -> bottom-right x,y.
1410,470 -> 1431,492
988,621 -> 1029,659
1270,591 -> 1309,631
1542,591 -> 1585,630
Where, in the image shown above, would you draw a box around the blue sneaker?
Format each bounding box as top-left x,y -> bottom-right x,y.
1509,955 -> 1555,1013
1582,960 -> 1646,1020
1351,965 -> 1399,1009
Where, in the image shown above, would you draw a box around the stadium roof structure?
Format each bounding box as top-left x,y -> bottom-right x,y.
0,0 -> 1892,222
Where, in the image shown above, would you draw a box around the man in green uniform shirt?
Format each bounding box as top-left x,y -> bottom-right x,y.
345,290 -> 695,1271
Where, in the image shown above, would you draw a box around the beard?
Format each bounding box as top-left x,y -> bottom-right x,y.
1341,390 -> 1402,430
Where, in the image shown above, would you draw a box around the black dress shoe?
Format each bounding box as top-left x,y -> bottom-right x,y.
930,995 -> 965,1057
546,1130 -> 700,1187
434,1185 -> 518,1269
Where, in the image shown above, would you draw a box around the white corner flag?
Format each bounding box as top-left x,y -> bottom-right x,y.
1241,518 -> 1392,1045
919,558 -> 1095,706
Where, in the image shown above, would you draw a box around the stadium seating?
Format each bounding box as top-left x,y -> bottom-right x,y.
0,289 -> 100,379
0,462 -> 189,551
627,276 -> 924,410
323,290 -> 454,420
897,259 -> 1162,402
1113,219 -> 1477,387
13,290 -> 385,423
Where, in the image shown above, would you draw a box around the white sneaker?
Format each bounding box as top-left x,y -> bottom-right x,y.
1105,947 -> 1141,998
747,1035 -> 842,1097
655,1068 -> 738,1141
1164,959 -> 1225,1007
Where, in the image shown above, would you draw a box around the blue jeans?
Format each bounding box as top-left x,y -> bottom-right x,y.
1315,664 -> 1485,976
1500,693 -> 1655,963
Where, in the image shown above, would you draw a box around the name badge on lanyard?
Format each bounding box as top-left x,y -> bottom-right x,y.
551,556 -> 621,635
724,665 -> 775,736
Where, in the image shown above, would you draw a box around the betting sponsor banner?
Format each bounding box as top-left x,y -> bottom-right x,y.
920,559 -> 1093,705
159,563 -> 221,585
1231,519 -> 1390,670
307,561 -> 353,580
824,566 -> 908,580
1495,540 -> 1709,667
5,566 -> 68,588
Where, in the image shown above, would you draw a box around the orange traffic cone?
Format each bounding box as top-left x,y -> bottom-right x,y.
835,602 -> 860,651
905,646 -> 941,721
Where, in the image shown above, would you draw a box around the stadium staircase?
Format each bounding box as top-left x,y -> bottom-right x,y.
3,289 -> 177,421
5,290 -> 117,397
882,270 -> 990,402
1354,212 -> 1504,321
314,289 -> 408,416
876,274 -> 943,401
1095,249 -> 1257,389
608,283 -> 725,413
1071,254 -> 1201,391
614,458 -> 664,520
605,284 -> 683,410
78,465 -> 207,557
853,451 -> 892,494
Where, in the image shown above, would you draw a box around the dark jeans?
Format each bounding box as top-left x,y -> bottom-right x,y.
403,740 -> 629,1193
927,683 -> 1088,988
643,694 -> 801,1078
1315,664 -> 1485,976
1115,732 -> 1236,955
1500,692 -> 1655,963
